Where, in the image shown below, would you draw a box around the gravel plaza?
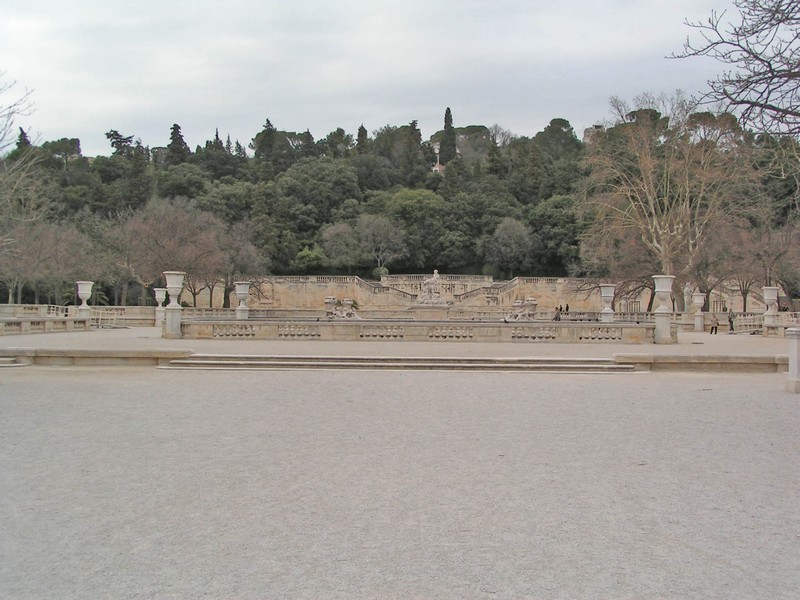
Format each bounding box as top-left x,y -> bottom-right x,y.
1,329 -> 798,598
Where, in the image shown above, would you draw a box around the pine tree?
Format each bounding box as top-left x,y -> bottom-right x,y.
439,107 -> 457,164
166,123 -> 191,166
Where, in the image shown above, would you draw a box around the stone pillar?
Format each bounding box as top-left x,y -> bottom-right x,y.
786,328 -> 800,393
234,281 -> 251,320
762,286 -> 780,326
163,271 -> 186,339
76,281 -> 94,319
692,291 -> 706,332
153,287 -> 167,326
599,284 -> 615,323
652,275 -> 675,344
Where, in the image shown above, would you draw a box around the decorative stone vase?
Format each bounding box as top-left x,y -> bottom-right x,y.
234,281 -> 251,320
76,281 -> 94,318
692,292 -> 705,312
692,291 -> 706,332
762,286 -> 780,326
163,271 -> 186,308
652,275 -> 676,313
162,271 -> 186,339
652,275 -> 676,344
599,284 -> 615,323
153,287 -> 167,326
76,281 -> 94,308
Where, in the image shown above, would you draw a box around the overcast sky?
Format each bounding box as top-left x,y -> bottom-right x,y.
2,0 -> 737,157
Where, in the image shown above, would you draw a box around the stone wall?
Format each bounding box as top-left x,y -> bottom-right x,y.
193,274 -> 772,314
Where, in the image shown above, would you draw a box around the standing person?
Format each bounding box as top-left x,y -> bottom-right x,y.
709,314 -> 719,334
728,310 -> 735,333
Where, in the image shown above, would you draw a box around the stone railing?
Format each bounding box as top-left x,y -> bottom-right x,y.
0,317 -> 91,336
180,318 -> 656,344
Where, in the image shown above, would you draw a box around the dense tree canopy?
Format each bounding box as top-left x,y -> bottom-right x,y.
2,73 -> 798,306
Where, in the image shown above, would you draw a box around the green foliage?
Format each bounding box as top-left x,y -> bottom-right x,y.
526,194 -> 583,276
17,106 -> 755,292
439,107 -> 457,164
165,123 -> 191,166
157,163 -> 207,199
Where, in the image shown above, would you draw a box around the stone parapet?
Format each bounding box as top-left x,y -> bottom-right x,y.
180,319 -> 656,344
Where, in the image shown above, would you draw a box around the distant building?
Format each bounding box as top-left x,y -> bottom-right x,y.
582,124 -> 604,144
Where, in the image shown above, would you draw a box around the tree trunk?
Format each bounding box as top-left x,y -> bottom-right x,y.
121,281 -> 129,306
207,283 -> 216,308
645,288 -> 655,312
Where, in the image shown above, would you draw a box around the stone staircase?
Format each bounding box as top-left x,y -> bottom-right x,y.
160,354 -> 636,373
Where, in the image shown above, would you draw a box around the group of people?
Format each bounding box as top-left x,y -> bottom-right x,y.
709,310 -> 736,334
552,304 -> 569,321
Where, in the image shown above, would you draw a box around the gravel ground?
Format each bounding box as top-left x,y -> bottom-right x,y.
1,367 -> 798,599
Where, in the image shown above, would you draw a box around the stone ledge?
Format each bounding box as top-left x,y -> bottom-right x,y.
0,348 -> 193,367
613,353 -> 789,372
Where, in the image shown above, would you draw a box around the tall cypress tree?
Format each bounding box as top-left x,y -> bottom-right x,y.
356,124 -> 369,154
439,107 -> 457,164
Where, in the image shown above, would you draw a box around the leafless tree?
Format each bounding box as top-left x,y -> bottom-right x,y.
677,0 -> 800,136
583,96 -> 756,278
0,75 -> 50,257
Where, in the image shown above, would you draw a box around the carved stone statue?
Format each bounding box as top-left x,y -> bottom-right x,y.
504,297 -> 538,322
324,296 -> 361,319
417,270 -> 448,305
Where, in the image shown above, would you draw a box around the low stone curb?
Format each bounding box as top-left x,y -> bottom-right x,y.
0,347 -> 790,373
613,353 -> 789,372
0,348 -> 193,367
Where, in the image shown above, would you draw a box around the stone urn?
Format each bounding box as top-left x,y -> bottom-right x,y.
652,275 -> 676,344
692,291 -> 706,312
162,271 -> 186,339
762,286 -> 780,326
76,281 -> 94,317
652,275 -> 675,313
692,291 -> 706,332
599,284 -> 615,323
234,281 -> 251,320
153,287 -> 167,326
163,271 -> 186,308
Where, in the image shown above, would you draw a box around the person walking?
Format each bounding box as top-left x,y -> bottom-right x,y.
728,310 -> 736,333
709,314 -> 719,334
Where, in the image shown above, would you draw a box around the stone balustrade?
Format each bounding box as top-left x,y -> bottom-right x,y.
180,319 -> 656,343
0,317 -> 91,335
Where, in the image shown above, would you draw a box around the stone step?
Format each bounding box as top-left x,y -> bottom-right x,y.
161,355 -> 636,373
0,357 -> 24,367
